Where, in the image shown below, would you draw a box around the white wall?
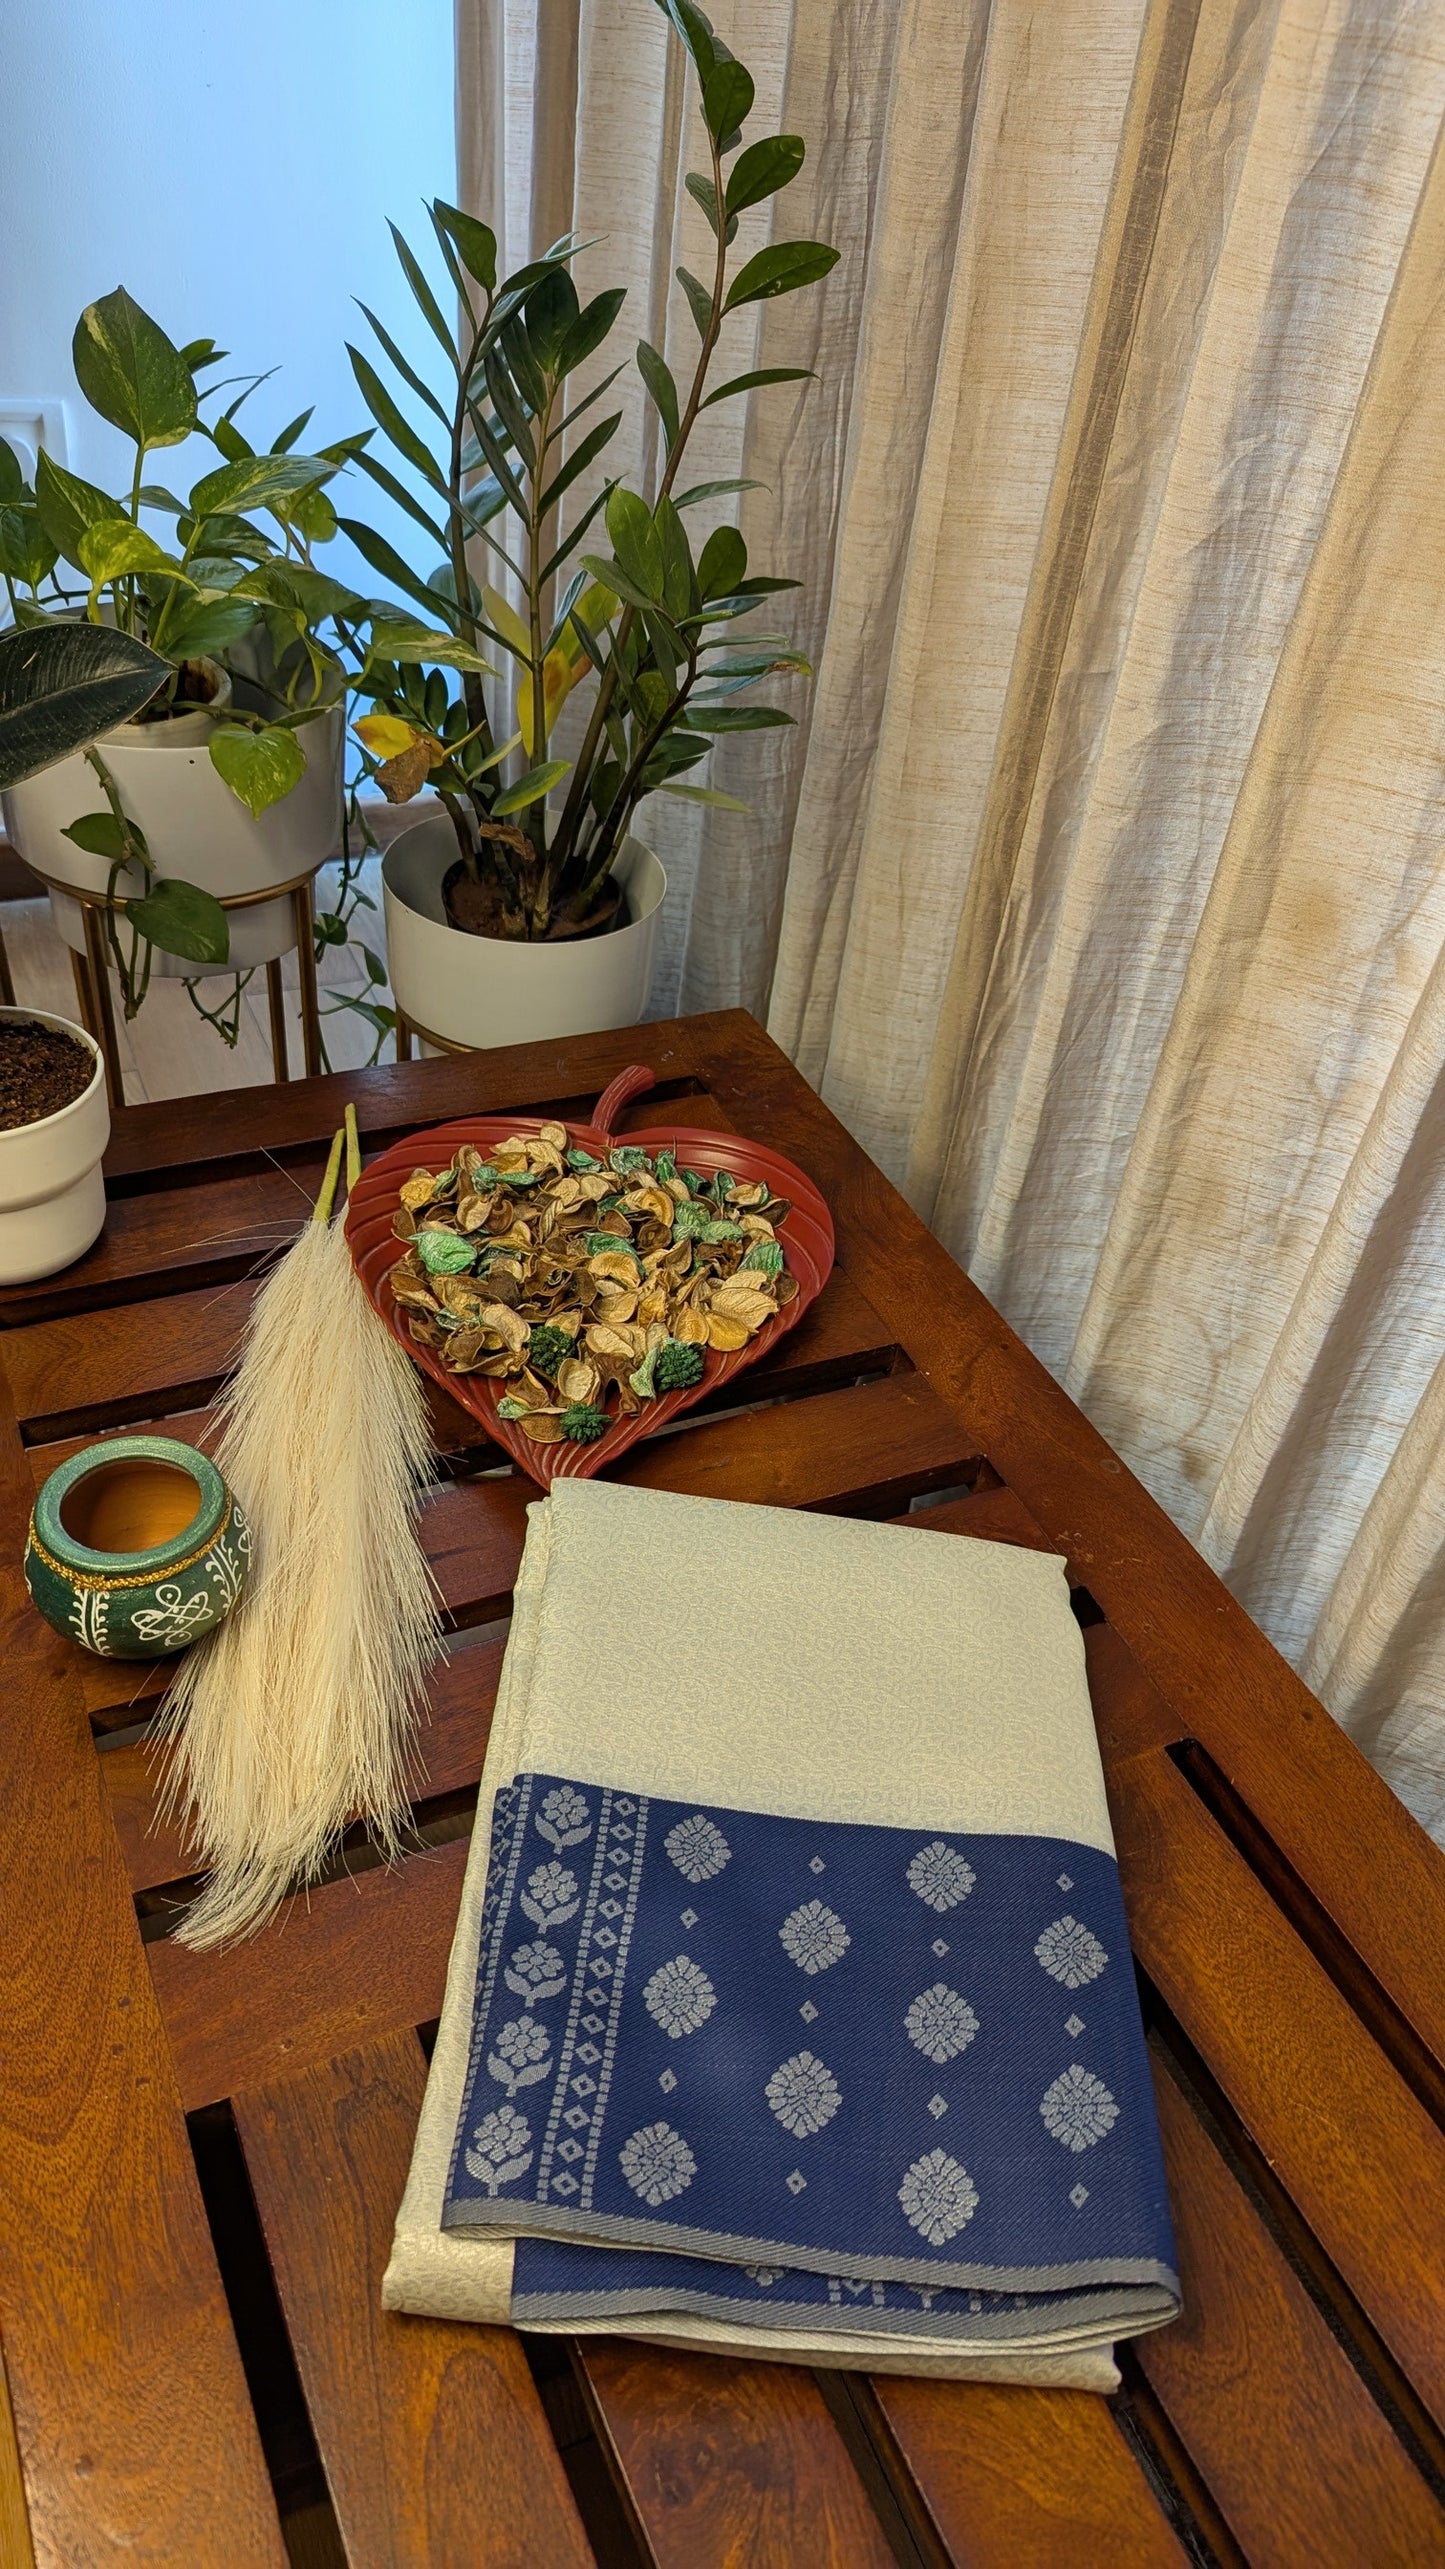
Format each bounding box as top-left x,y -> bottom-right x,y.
0,0 -> 456,594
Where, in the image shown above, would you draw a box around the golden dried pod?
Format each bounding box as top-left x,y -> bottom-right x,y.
674,1306 -> 710,1345
505,1370 -> 554,1411
775,1271 -> 799,1305
400,1173 -> 438,1212
480,1302 -> 529,1351
408,1314 -> 445,1347
729,1182 -> 768,1207
706,1313 -> 753,1351
476,1351 -> 517,1376
538,1122 -> 568,1148
595,1286 -> 639,1325
446,1329 -> 487,1370
577,1173 -> 612,1202
390,1273 -> 442,1313
586,1323 -> 636,1360
557,1357 -> 601,1405
550,1175 -> 583,1210
739,1214 -> 777,1238
637,1286 -> 669,1327
392,1207 -> 417,1242
456,1192 -> 492,1233
520,1411 -> 566,1443
710,1284 -> 777,1328
589,1250 -> 641,1287
664,1176 -> 691,1204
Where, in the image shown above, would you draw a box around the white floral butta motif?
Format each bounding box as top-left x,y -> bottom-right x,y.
619,2119 -> 698,2206
1034,1915 -> 1109,1990
486,2013 -> 553,2096
898,2148 -> 980,2244
504,1938 -> 568,2003
520,1860 -> 581,1929
906,1841 -> 976,1913
765,2049 -> 841,2136
537,1784 -> 592,1852
664,1813 -> 732,1883
129,1581 -> 216,1648
465,2103 -> 535,2194
1040,2063 -> 1120,2153
904,1983 -> 979,2064
778,1898 -> 850,1976
746,2265 -> 786,2287
643,1953 -> 718,2039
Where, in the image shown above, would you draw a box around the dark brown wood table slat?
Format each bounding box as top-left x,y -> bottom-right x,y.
1,1009 -> 1443,2567
232,2032 -> 593,2569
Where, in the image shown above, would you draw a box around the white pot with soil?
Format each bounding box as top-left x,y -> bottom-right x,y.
382,809 -> 667,1051
0,1008 -> 109,1283
1,692 -> 344,977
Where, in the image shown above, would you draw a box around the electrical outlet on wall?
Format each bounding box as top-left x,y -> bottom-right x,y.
0,401 -> 68,483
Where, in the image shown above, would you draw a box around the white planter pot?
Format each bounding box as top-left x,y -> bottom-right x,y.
383,814 -> 667,1051
0,1008 -> 109,1283
1,703 -> 344,977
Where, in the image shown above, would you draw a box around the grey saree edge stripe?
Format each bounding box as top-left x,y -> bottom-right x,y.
442,2195 -> 1180,2298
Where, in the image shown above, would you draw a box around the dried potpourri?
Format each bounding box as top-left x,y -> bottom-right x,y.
388,1122 -> 798,1446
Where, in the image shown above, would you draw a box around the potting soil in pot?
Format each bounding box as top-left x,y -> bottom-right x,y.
0,1020 -> 94,1130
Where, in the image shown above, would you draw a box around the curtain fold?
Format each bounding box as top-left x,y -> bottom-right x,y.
455,0 -> 1445,1841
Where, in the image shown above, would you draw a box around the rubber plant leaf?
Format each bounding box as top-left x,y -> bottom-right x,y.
0,623 -> 167,791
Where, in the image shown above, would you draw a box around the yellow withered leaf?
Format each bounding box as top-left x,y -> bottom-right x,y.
354,712 -> 426,762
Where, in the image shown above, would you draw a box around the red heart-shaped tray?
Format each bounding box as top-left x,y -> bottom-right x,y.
345,1063 -> 835,1488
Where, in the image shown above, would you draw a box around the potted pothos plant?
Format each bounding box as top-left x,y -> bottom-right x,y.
342,0 -> 836,1050
0,289 -> 381,1044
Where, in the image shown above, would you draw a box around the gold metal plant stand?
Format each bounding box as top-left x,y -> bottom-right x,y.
29,864 -> 326,1109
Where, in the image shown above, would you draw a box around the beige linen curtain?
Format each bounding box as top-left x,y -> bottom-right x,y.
457,0 -> 1445,1844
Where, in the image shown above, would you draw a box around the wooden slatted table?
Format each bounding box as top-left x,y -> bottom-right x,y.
1,1007 -> 1443,2568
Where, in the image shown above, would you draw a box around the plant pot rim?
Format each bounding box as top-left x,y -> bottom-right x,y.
0,1005 -> 104,1140
383,815 -> 668,949
31,1432 -> 225,1580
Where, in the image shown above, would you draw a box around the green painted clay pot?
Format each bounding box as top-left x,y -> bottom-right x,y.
24,1434 -> 251,1659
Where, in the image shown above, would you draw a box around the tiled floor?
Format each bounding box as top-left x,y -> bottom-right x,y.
1,855 -> 399,1106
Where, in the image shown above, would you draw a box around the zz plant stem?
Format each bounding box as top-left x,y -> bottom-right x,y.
345,0 -> 836,943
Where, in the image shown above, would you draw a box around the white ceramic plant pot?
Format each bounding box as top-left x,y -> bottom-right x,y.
0,1007 -> 109,1284
1,703 -> 344,977
382,812 -> 668,1051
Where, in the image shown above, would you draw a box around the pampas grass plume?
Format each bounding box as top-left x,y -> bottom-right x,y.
160,1109 -> 440,1946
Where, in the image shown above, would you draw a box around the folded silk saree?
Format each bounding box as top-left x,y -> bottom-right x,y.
384,1482 -> 1179,2388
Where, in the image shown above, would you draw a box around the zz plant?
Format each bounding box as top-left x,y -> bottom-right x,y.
345,0 -> 836,943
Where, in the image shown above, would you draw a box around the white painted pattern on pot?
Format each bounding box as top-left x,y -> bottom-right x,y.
383,813 -> 668,1051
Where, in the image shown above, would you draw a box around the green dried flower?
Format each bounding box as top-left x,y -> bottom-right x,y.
653,1150 -> 678,1183
656,1338 -> 705,1391
527,1323 -> 572,1380
584,1232 -> 641,1263
496,1394 -> 529,1420
415,1228 -> 476,1275
566,1147 -> 602,1171
629,1342 -> 662,1401
560,1402 -> 608,1443
701,1219 -> 744,1244
609,1145 -> 652,1176
740,1238 -> 784,1275
672,1200 -> 711,1238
